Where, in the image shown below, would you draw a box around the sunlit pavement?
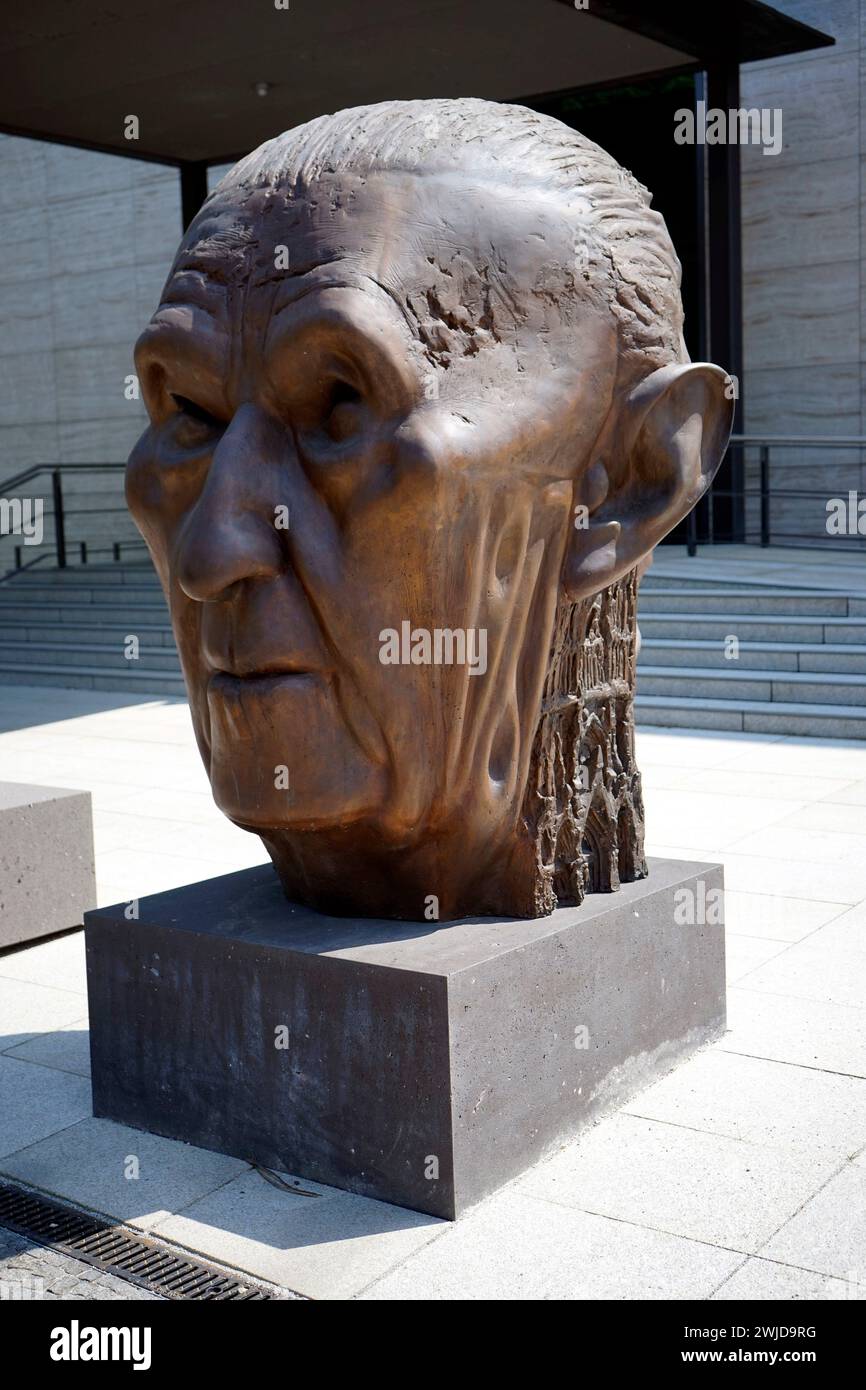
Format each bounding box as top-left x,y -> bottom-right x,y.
0,682 -> 864,1300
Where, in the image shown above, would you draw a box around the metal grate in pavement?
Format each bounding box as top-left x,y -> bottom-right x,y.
0,1181 -> 285,1300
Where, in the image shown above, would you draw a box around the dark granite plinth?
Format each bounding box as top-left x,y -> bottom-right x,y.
85,858 -> 725,1219
0,781 -> 96,949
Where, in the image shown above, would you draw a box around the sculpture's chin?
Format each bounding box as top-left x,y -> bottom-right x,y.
251,809 -> 545,924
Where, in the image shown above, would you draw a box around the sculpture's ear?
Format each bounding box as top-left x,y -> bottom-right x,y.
562,362 -> 734,602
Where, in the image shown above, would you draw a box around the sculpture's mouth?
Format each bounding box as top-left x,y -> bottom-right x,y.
209,669 -> 320,695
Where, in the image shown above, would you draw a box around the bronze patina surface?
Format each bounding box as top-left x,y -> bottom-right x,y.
128,99 -> 733,920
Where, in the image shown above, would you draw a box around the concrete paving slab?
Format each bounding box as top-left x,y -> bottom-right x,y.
153,1167 -> 444,1299
0,1055 -> 91,1157
644,788 -> 807,851
722,890 -> 845,943
761,1163 -> 866,1282
517,1113 -> 841,1254
793,900 -> 866,947
723,988 -> 866,1077
622,1048 -> 866,1155
779,800 -> 866,835
647,766 -> 857,804
0,930 -> 87,994
634,728 -> 785,769
0,974 -> 89,1042
711,1256 -> 864,1301
718,736 -> 866,780
0,1115 -> 250,1229
648,845 -> 866,905
359,1190 -> 742,1301
725,934 -> 789,980
729,824 -> 866,868
3,1022 -> 91,1077
735,936 -> 866,1008
820,778 -> 866,805
96,843 -> 269,900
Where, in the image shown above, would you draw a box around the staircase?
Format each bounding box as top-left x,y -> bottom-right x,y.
637,577 -> 866,739
2,562 -> 866,737
0,563 -> 184,696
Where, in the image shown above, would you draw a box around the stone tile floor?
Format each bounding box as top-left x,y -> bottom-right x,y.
0,1225 -> 163,1301
0,678 -> 865,1300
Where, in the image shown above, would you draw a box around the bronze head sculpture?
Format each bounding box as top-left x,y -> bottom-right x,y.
128,99 -> 733,922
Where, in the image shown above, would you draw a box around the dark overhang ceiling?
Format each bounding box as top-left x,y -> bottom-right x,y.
0,0 -> 834,166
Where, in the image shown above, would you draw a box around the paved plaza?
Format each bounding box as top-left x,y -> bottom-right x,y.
0,646 -> 864,1298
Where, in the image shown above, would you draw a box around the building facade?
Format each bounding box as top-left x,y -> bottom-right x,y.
0,0 -> 857,567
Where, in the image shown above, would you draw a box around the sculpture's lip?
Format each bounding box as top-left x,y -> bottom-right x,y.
209,668 -> 320,687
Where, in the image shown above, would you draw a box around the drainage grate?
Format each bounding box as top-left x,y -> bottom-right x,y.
0,1181 -> 284,1300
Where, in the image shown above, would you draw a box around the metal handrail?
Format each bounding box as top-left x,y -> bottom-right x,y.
0,461 -> 127,491
687,434 -> 866,555
728,435 -> 866,447
0,461 -> 140,576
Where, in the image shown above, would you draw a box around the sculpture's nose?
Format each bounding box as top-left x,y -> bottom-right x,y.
175,404 -> 286,602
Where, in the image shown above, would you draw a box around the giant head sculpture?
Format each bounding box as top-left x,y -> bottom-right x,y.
128,99 -> 733,922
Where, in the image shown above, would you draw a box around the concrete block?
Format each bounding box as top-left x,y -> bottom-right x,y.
85,857 -> 726,1219
0,781 -> 96,948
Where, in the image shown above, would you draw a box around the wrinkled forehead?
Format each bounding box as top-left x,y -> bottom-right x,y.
163,167 -> 600,328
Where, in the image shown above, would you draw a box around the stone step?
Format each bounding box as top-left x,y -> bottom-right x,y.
0,586 -> 166,607
639,638 -> 866,674
0,621 -> 175,646
0,662 -> 185,696
641,574 -> 789,593
638,665 -> 866,707
4,565 -> 160,587
0,640 -> 181,672
635,693 -> 866,740
646,568 -> 866,596
0,602 -> 171,626
638,589 -> 851,616
637,614 -> 866,644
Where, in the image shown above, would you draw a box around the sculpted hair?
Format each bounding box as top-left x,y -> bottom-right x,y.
209,98 -> 686,384
204,98 -> 675,912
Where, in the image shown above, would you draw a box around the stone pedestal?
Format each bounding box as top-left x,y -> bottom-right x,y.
0,782 -> 96,949
84,857 -> 725,1219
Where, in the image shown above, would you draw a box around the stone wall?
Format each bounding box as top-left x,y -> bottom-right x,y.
0,138 -> 182,569
740,0 -> 866,544
2,9 -> 865,568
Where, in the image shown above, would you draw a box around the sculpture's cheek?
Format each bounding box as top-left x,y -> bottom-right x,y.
206,670 -> 387,830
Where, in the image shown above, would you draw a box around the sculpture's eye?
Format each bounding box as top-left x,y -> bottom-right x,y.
170,393 -> 223,431
324,380 -> 364,442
